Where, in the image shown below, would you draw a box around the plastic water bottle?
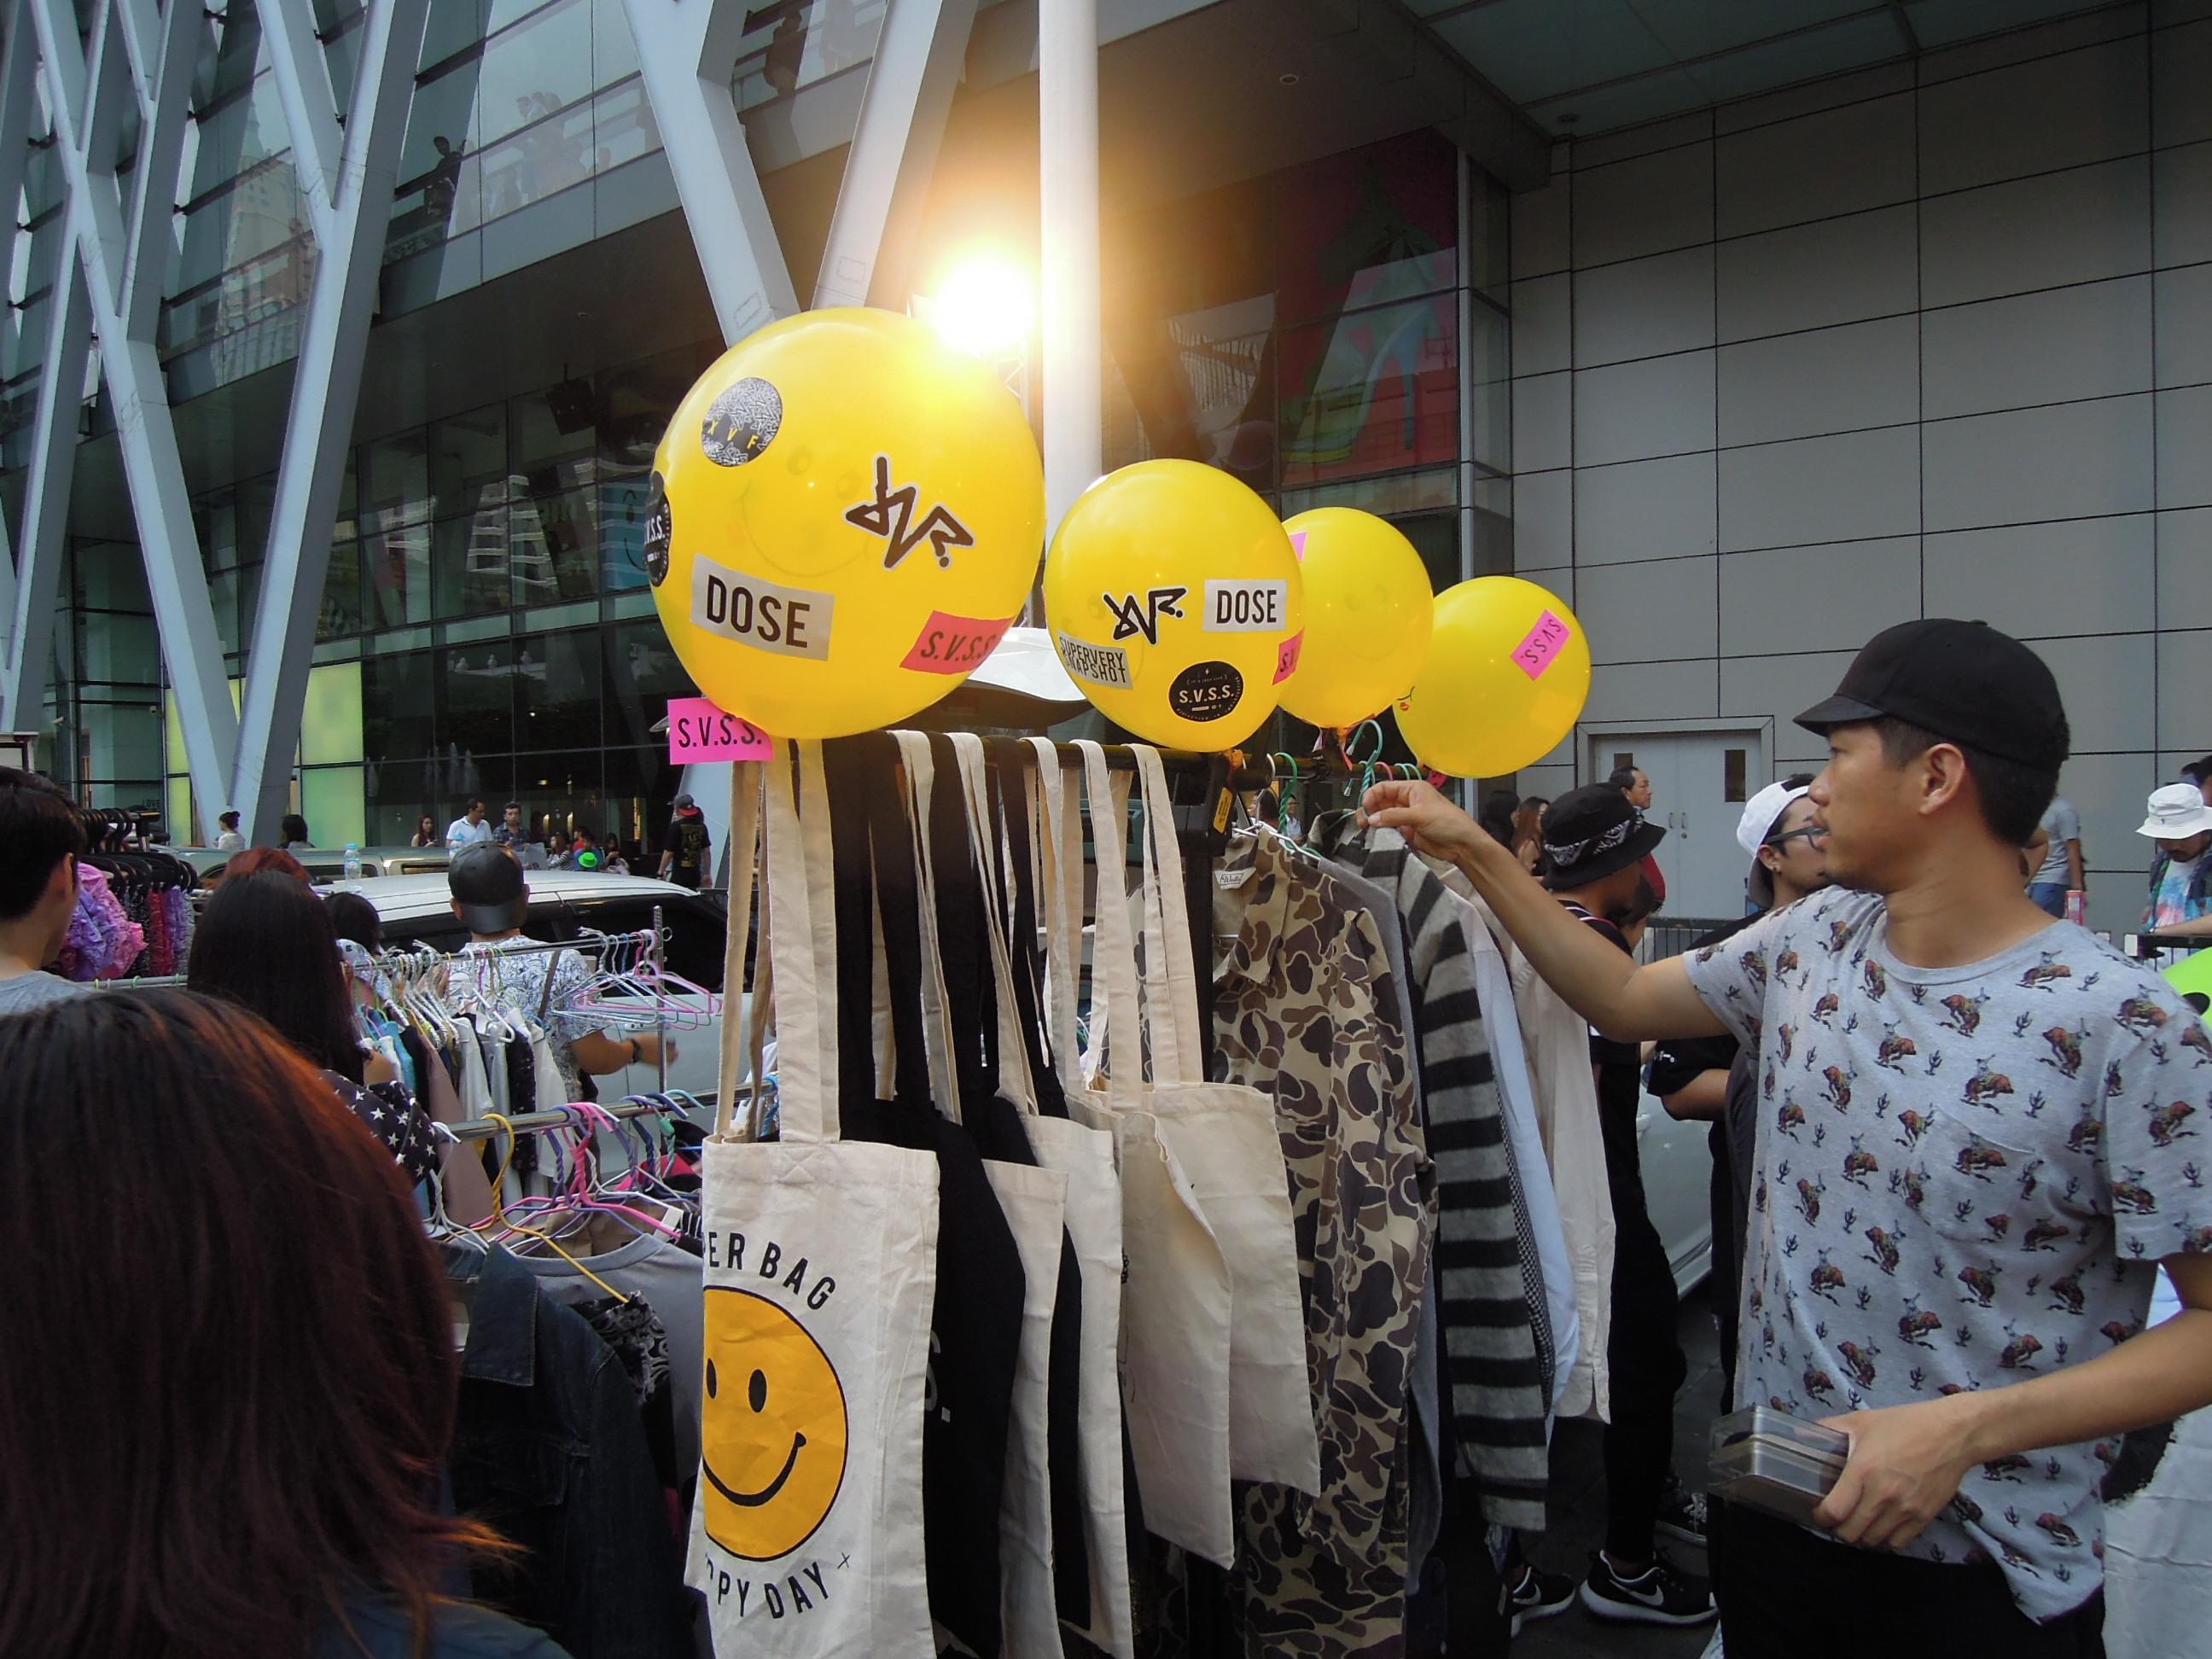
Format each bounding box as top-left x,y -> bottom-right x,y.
343,842 -> 364,882
2065,889 -> 2087,928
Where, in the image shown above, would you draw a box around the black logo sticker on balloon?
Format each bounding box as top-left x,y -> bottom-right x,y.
701,377 -> 783,467
1103,586 -> 1188,646
1169,660 -> 1243,723
643,471 -> 672,588
843,455 -> 975,571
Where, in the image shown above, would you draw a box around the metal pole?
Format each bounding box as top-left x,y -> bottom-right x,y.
1039,0 -> 1102,538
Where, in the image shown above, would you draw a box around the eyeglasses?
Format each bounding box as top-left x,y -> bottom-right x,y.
1766,825 -> 1830,850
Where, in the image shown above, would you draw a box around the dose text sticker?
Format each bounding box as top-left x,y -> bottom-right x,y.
1273,631 -> 1305,684
1202,579 -> 1289,632
901,611 -> 1013,675
691,556 -> 835,661
667,698 -> 774,763
1511,609 -> 1571,680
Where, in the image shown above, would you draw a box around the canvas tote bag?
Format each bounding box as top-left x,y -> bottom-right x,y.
687,748 -> 938,1656
1011,738 -> 1138,1656
1059,740 -> 1237,1564
892,731 -> 1077,1659
1083,742 -> 1322,1497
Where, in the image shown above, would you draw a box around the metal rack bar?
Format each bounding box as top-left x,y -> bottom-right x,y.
437,1090 -> 749,1143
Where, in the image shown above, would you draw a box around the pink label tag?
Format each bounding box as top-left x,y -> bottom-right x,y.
666,697 -> 773,763
1511,609 -> 1572,680
1273,630 -> 1305,684
1425,769 -> 1448,789
1288,529 -> 1308,562
900,610 -> 1014,675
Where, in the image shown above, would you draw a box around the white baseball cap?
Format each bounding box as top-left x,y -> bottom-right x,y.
1738,780 -> 1812,858
2137,782 -> 2212,841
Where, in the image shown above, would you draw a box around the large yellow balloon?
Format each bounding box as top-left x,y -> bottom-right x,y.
1394,578 -> 1592,776
1277,508 -> 1435,728
1044,461 -> 1302,748
647,307 -> 1045,738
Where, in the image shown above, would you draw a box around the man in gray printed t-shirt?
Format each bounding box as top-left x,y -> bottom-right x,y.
1362,619 -> 2212,1656
0,769 -> 93,1015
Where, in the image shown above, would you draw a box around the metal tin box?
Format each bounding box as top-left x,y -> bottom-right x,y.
1708,1406 -> 1851,1528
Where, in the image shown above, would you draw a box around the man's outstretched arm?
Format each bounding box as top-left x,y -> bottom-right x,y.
1361,778 -> 1726,1043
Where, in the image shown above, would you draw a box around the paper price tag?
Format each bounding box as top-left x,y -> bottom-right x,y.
667,697 -> 774,763
1273,630 -> 1305,684
1512,609 -> 1571,680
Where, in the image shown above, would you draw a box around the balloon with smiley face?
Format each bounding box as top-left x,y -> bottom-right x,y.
646,307 -> 1047,738
698,1287 -> 851,1562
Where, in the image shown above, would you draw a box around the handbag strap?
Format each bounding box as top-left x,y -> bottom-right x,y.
892,731 -> 966,1118
1073,740 -> 1144,1110
1026,736 -> 1086,1100
762,742 -> 837,1143
1132,744 -> 1207,1084
947,734 -> 1041,1115
988,739 -> 1068,1118
713,760 -> 762,1142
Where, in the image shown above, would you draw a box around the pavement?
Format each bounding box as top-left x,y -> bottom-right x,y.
1514,1282 -> 1726,1659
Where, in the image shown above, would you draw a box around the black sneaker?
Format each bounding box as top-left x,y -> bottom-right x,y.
1656,1477 -> 1711,1549
1505,1560 -> 1577,1637
1578,1551 -> 1718,1627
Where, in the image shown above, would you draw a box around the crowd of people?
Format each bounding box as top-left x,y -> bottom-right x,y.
3,614 -> 2209,1656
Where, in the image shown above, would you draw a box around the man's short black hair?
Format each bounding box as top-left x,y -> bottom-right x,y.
0,769 -> 86,923
465,796 -> 486,812
503,800 -> 521,813
1607,766 -> 1639,793
1872,717 -> 2059,847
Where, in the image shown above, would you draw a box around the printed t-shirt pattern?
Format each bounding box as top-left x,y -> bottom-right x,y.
1684,888 -> 2212,1621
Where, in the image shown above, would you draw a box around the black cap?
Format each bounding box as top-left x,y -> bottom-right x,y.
1541,783 -> 1666,891
448,842 -> 530,934
1796,619 -> 2069,774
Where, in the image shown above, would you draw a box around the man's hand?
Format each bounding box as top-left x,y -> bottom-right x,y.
1359,778 -> 1493,868
1813,1398 -> 1979,1551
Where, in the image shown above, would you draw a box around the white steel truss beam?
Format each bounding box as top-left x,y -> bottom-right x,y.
231,0 -> 432,843
814,0 -> 978,311
7,0 -> 239,829
621,0 -> 801,344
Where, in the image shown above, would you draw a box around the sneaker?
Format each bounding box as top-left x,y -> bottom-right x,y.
1656,1478 -> 1711,1549
1578,1551 -> 1718,1627
1505,1560 -> 1577,1637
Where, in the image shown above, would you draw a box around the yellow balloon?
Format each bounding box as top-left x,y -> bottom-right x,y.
1044,461 -> 1302,748
648,307 -> 1045,739
1394,578 -> 1592,776
1277,508 -> 1435,728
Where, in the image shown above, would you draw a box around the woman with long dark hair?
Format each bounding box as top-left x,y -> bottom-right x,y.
0,992 -> 567,1657
189,871 -> 435,1183
411,813 -> 439,848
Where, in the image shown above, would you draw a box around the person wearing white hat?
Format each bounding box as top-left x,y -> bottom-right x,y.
2139,782 -> 2212,939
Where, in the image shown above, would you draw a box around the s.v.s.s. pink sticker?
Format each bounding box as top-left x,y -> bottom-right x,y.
1511,610 -> 1571,680
666,697 -> 774,763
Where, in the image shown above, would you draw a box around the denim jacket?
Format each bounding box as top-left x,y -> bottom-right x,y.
318,1597 -> 573,1658
445,1245 -> 688,1658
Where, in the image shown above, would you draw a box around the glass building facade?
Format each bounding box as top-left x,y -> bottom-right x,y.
10,0 -> 1516,844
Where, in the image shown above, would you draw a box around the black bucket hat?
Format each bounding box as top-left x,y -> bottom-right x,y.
1541,782 -> 1667,892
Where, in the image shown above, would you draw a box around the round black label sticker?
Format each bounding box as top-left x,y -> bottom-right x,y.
1169,660 -> 1244,723
643,471 -> 672,587
700,376 -> 783,468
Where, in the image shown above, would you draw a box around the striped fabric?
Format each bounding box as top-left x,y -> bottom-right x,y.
1333,830 -> 1551,1531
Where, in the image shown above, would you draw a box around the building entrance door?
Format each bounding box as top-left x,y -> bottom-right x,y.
1589,728 -> 1767,919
